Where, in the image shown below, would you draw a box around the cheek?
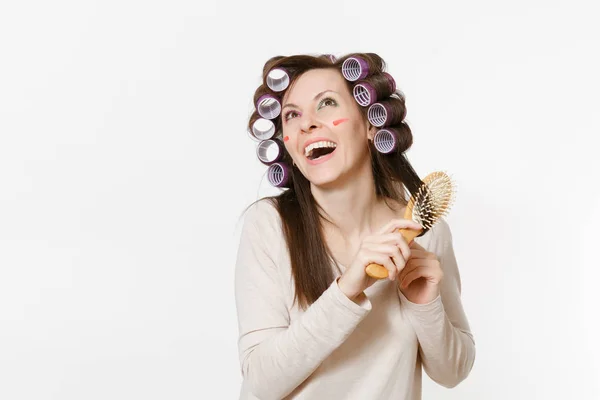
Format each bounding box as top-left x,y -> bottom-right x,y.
283,135 -> 299,157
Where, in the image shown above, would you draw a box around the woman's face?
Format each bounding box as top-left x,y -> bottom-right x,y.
281,68 -> 375,187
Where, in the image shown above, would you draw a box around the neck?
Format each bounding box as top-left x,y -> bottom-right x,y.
310,157 -> 387,244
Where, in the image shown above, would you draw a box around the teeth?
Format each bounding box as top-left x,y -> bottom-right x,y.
304,141 -> 337,158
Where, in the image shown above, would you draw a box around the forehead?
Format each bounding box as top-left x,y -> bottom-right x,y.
283,68 -> 347,104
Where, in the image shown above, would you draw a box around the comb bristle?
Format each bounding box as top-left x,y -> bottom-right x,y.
410,171 -> 456,229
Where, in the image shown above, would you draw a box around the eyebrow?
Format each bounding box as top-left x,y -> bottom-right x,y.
282,90 -> 338,110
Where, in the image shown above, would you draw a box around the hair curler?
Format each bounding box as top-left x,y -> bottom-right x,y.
266,162 -> 291,187
353,73 -> 397,107
266,68 -> 290,92
251,118 -> 277,140
373,128 -> 399,154
367,101 -> 403,127
341,57 -> 369,81
382,72 -> 396,92
256,94 -> 281,120
256,139 -> 285,165
353,82 -> 377,107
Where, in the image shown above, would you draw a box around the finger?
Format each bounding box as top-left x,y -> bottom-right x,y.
399,260 -> 443,286
398,259 -> 421,282
400,266 -> 426,288
393,233 -> 412,264
365,243 -> 403,258
377,218 -> 422,235
362,251 -> 398,281
376,232 -> 404,244
371,232 -> 411,259
364,243 -> 407,272
389,244 -> 407,273
372,232 -> 412,262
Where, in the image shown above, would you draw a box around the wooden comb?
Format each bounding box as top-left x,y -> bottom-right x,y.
365,171 -> 456,279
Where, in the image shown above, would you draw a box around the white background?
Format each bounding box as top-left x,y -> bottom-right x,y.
1,0 -> 599,399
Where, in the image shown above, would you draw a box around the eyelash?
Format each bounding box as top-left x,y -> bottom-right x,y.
284,97 -> 337,121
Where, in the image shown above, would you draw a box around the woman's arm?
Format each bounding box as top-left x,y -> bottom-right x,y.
235,201 -> 371,399
397,218 -> 476,388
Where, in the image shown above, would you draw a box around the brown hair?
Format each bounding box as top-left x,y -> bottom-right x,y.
244,53 -> 424,310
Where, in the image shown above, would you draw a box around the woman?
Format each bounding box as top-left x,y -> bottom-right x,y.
235,53 -> 475,399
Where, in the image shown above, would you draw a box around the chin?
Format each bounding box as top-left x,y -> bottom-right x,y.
306,170 -> 343,189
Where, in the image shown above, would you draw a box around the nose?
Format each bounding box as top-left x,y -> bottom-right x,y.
300,112 -> 321,134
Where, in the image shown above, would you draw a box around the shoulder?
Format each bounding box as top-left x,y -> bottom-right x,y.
236,198 -> 290,284
430,217 -> 453,246
241,198 -> 283,236
415,217 -> 453,257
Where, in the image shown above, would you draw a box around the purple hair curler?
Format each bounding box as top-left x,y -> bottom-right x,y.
267,162 -> 291,187
342,57 -> 369,81
251,118 -> 277,140
256,138 -> 284,165
373,128 -> 399,154
266,68 -> 290,92
323,54 -> 337,63
367,102 -> 392,127
353,82 -> 377,107
383,72 -> 396,93
256,94 -> 281,120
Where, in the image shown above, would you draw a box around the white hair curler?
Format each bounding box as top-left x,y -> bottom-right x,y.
256,139 -> 284,165
251,118 -> 277,140
266,68 -> 290,92
256,94 -> 281,120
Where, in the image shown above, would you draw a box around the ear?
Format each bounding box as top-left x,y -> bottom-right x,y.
366,121 -> 377,141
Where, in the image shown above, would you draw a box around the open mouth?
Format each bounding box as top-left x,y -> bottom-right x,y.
305,142 -> 337,160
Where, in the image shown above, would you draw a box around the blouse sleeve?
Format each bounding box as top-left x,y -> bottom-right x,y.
234,201 -> 372,400
397,218 -> 476,388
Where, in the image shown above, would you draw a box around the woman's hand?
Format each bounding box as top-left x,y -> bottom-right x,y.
337,219 -> 422,301
398,240 -> 444,304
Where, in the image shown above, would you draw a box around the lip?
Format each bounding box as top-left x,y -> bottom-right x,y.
302,136 -> 337,152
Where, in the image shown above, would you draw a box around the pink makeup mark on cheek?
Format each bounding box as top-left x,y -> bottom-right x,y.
333,118 -> 349,126
283,136 -> 290,142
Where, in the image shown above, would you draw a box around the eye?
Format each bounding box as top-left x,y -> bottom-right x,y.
284,110 -> 300,121
319,97 -> 337,109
